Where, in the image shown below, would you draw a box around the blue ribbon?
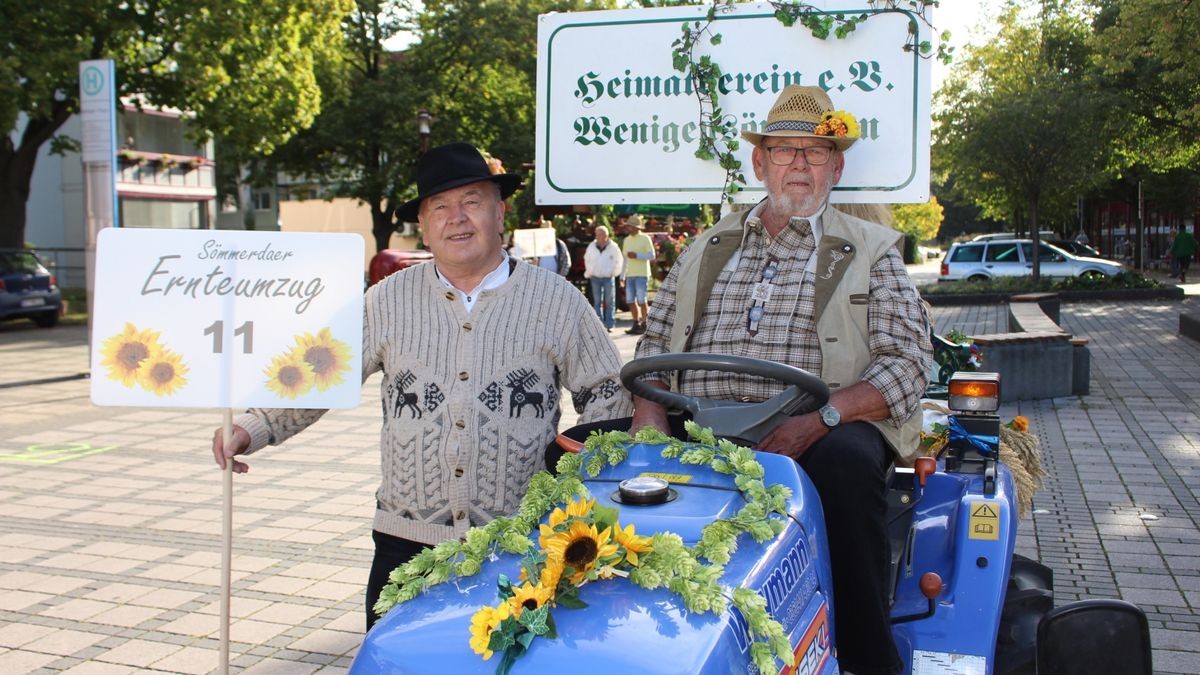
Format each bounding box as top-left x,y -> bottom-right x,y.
948,416 -> 999,458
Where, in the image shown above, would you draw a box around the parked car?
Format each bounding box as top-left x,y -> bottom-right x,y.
0,249 -> 62,328
1047,239 -> 1107,259
367,248 -> 434,286
939,239 -> 1123,281
971,231 -> 1056,242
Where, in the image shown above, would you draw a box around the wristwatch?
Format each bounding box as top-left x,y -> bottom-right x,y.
818,403 -> 842,429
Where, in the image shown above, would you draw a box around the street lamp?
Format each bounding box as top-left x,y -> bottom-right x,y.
417,110 -> 432,154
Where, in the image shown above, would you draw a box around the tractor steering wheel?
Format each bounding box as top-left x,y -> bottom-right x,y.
620,353 -> 830,447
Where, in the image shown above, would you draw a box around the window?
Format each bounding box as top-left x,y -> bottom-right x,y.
985,242 -> 1021,263
950,244 -> 984,263
1019,243 -> 1065,263
252,190 -> 273,211
0,252 -> 47,275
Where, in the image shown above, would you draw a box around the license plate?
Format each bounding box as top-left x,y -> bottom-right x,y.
20,297 -> 45,308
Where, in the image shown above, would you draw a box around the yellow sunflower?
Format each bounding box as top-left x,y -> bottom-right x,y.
612,522 -> 653,566
291,327 -> 352,391
136,346 -> 189,397
520,553 -> 565,593
507,582 -> 554,619
468,602 -> 511,660
541,496 -> 596,543
264,352 -> 316,399
817,110 -> 861,138
100,323 -> 162,386
542,521 -> 618,585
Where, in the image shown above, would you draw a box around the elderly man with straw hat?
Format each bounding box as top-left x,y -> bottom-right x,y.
630,86 -> 931,675
212,141 -> 631,631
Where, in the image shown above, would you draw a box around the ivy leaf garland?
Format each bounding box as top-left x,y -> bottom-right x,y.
373,421 -> 798,673
672,1 -> 952,203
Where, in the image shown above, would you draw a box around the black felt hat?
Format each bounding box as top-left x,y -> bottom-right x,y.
394,142 -> 523,222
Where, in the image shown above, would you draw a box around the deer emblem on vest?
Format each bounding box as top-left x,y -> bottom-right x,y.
505,368 -> 545,418
388,370 -> 422,419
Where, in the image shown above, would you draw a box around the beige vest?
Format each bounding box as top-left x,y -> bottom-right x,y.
668,207 -> 923,464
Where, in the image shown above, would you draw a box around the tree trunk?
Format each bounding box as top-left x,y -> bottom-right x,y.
1029,197 -> 1041,283
371,201 -> 394,253
0,140 -> 40,249
0,105 -> 74,248
0,171 -> 31,249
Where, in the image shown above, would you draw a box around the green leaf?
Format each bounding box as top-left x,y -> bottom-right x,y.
488,617 -> 519,653
556,585 -> 589,609
519,604 -> 551,636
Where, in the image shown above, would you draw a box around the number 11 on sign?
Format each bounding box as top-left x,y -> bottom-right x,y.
204,320 -> 254,354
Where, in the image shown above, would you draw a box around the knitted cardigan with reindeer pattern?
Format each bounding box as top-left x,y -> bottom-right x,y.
236,260 -> 631,545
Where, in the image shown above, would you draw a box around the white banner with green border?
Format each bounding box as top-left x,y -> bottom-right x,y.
535,1 -> 932,205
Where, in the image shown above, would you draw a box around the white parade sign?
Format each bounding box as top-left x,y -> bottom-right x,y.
90,229 -> 365,409
536,1 -> 933,205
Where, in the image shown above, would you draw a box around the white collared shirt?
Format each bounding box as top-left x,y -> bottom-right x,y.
434,254 -> 511,313
727,200 -> 829,274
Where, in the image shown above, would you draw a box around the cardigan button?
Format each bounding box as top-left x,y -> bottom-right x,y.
445,291 -> 456,300
463,323 -> 472,331
458,371 -> 469,381
684,325 -> 692,336
454,468 -> 464,477
456,511 -> 466,520
455,419 -> 465,429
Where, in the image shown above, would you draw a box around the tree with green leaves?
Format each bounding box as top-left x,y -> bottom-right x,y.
1092,0 -> 1200,173
934,3 -> 1121,280
892,196 -> 943,242
272,0 -> 616,253
0,0 -> 351,249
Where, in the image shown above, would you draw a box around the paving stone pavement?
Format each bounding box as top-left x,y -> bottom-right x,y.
1,295 -> 1198,673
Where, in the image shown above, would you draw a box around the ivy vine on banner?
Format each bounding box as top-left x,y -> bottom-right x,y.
672,0 -> 952,203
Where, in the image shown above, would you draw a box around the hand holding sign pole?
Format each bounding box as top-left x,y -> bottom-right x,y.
90,228 -> 365,674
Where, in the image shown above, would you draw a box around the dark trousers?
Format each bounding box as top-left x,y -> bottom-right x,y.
799,422 -> 900,675
365,530 -> 427,631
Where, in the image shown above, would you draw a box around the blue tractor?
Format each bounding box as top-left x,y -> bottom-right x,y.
351,354 -> 1152,674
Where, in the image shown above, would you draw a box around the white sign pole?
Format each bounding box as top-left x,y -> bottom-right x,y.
79,59 -> 119,356
219,410 -> 234,675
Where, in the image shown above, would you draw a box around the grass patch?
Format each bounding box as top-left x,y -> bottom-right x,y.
919,271 -> 1160,296
60,287 -> 89,325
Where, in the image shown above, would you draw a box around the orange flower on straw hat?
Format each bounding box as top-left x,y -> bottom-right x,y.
742,85 -> 859,151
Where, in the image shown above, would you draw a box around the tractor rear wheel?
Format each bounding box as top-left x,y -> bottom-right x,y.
994,555 -> 1053,675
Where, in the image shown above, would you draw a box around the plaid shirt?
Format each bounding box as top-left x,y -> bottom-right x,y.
637,210 -> 931,427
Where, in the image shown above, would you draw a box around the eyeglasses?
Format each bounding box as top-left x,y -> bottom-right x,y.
763,144 -> 835,166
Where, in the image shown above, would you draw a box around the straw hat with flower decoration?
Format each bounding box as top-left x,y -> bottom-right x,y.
741,85 -> 861,151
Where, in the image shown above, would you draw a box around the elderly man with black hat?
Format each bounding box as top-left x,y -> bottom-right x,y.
212,142 -> 630,631
630,86 -> 931,675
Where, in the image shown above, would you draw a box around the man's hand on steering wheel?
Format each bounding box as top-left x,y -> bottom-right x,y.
629,381 -> 672,436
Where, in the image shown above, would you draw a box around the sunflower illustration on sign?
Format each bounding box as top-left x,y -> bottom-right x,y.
99,323 -> 188,396
290,327 -> 353,390
264,327 -> 352,399
137,345 -> 189,396
264,352 -> 316,399
100,322 -> 163,386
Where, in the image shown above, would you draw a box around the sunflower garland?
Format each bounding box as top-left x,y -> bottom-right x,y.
374,422 -> 796,674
